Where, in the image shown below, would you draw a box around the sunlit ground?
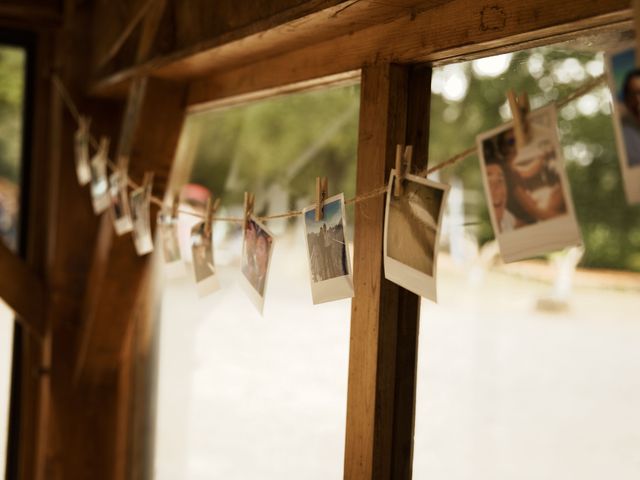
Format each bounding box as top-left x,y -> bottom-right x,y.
155,223 -> 640,480
0,300 -> 14,476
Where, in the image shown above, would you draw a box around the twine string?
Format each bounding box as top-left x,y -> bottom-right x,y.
52,73 -> 607,223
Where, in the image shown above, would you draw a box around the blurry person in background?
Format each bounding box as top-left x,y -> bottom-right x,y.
620,69 -> 640,167
485,156 -> 519,232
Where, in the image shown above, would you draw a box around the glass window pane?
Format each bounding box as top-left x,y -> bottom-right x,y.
414,36 -> 640,479
154,84 -> 359,479
0,45 -> 26,253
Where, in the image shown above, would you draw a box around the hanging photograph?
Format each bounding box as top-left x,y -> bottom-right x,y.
130,176 -> 153,256
109,169 -> 133,235
605,44 -> 640,204
89,140 -> 110,214
477,105 -> 582,263
190,221 -> 219,297
383,171 -> 449,302
157,208 -> 185,277
302,193 -> 353,304
240,215 -> 275,313
74,118 -> 91,186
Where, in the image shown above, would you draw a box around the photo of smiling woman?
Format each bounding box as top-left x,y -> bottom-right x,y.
477,105 -> 582,262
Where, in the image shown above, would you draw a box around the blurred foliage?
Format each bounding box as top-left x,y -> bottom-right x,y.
186,45 -> 640,272
0,46 -> 24,181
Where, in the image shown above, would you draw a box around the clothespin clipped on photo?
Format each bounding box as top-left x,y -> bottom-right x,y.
142,171 -> 154,197
507,90 -> 530,150
79,115 -> 91,137
243,191 -> 255,230
394,144 -> 413,198
204,196 -> 220,237
315,176 -> 328,221
171,193 -> 180,218
98,136 -> 110,157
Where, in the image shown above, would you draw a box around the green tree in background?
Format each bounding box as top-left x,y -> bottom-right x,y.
0,46 -> 25,181
187,46 -> 640,272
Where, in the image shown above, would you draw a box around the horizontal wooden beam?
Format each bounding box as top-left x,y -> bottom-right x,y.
89,0 -> 427,97
0,239 -> 45,337
185,0 -> 630,109
89,0 -> 631,105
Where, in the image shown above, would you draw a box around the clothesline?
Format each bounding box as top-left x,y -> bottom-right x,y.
52,72 -> 607,223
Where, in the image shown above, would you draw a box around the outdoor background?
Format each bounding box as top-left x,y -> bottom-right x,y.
154,33 -> 640,480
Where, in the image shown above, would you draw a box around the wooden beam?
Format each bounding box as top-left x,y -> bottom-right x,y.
0,239 -> 45,337
89,0 -> 427,97
184,0 -> 630,109
344,62 -> 430,480
75,77 -> 187,380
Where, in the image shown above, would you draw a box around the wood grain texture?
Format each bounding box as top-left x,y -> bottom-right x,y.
90,0 -> 427,96
183,0 -> 629,108
0,240 -> 45,336
75,77 -> 186,379
344,62 -> 431,480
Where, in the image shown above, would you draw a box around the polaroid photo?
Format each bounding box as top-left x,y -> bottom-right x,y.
302,193 -> 354,304
383,171 -> 449,302
190,221 -> 219,297
89,146 -> 110,214
240,215 -> 275,314
109,169 -> 133,235
605,44 -> 640,204
157,209 -> 186,277
74,120 -> 91,186
477,105 -> 582,263
130,181 -> 153,256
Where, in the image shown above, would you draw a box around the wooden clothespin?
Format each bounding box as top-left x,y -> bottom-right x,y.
171,193 -> 180,218
79,115 -> 91,136
98,136 -> 110,157
142,172 -> 154,197
315,176 -> 328,221
394,144 -> 413,197
243,191 -> 255,230
204,196 -> 220,237
507,90 -> 530,150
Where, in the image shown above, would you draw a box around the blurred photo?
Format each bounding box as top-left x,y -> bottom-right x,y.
130,183 -> 153,256
89,148 -> 110,214
302,194 -> 353,304
190,221 -> 219,296
477,105 -> 582,263
606,45 -> 640,204
384,172 -> 449,301
74,122 -> 91,186
482,124 -> 566,232
241,216 -> 274,312
109,170 -> 133,235
158,210 -> 181,263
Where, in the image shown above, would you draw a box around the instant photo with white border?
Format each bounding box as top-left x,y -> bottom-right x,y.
109,170 -> 134,235
157,210 -> 186,278
477,105 -> 582,263
605,43 -> 640,204
74,123 -> 91,186
89,149 -> 110,214
383,171 -> 449,302
239,215 -> 275,314
302,193 -> 354,305
190,221 -> 219,297
130,184 -> 153,256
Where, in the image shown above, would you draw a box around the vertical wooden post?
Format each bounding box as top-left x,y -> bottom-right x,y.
344,63 -> 432,480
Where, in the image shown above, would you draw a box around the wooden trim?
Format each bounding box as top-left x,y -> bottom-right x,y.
0,240 -> 45,337
90,0 -> 630,105
344,63 -> 430,480
185,0 -> 629,110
